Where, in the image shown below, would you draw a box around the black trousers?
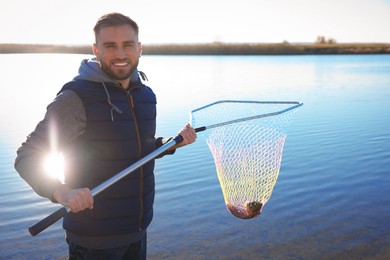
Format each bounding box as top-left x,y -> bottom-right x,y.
67,233 -> 147,260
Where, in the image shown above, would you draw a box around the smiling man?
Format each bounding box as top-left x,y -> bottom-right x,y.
93,18 -> 141,87
14,13 -> 196,259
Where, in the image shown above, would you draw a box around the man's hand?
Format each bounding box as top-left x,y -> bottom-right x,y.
175,123 -> 197,148
52,186 -> 94,213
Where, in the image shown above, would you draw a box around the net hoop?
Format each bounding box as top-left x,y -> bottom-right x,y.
191,100 -> 302,219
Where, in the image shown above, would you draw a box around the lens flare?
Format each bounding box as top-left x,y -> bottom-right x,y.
44,153 -> 65,183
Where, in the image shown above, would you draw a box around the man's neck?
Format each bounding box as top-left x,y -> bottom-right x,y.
119,79 -> 130,90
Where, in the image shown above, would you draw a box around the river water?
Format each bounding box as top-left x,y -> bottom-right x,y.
0,54 -> 389,259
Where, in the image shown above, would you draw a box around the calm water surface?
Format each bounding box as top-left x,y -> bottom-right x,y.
0,54 -> 389,259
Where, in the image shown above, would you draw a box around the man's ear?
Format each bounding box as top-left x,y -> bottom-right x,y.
138,42 -> 142,57
92,43 -> 99,57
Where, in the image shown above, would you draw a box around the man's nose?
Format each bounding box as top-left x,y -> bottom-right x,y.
116,47 -> 127,59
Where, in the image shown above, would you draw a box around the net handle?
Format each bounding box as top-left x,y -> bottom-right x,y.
191,100 -> 303,132
29,135 -> 184,236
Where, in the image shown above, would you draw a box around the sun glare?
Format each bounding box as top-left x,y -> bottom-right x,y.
44,153 -> 65,184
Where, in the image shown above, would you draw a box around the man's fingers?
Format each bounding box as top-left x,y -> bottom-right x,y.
66,188 -> 94,212
178,124 -> 197,145
81,188 -> 94,209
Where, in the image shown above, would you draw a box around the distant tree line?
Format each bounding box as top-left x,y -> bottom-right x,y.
315,36 -> 337,44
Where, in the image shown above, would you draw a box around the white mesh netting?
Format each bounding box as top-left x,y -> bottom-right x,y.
191,101 -> 301,219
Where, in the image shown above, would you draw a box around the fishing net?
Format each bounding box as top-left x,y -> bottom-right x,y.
191,100 -> 302,219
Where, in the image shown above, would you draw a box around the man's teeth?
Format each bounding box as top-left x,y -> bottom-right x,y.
114,62 -> 128,66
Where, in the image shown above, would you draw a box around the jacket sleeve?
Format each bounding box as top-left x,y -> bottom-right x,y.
155,137 -> 176,158
14,90 -> 86,202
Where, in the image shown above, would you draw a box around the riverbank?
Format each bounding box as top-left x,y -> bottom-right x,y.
1,43 -> 390,55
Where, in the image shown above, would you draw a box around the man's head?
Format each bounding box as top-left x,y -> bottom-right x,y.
93,13 -> 139,44
92,13 -> 142,88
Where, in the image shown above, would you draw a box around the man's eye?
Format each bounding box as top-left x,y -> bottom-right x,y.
105,44 -> 116,49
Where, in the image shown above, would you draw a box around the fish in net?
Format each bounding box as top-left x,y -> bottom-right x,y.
191,100 -> 302,219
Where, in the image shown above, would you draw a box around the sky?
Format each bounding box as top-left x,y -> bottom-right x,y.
2,0 -> 390,45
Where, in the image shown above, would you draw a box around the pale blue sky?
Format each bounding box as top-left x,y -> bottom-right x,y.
2,0 -> 390,44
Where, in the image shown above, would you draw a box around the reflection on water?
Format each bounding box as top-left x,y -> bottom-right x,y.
1,54 -> 390,259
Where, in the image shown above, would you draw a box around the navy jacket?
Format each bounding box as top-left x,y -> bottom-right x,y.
59,77 -> 157,235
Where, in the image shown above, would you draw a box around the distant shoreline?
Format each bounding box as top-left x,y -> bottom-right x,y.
1,43 -> 390,55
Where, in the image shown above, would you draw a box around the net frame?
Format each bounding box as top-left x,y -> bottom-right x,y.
191,100 -> 302,219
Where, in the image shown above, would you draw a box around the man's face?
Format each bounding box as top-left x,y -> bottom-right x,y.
93,24 -> 142,87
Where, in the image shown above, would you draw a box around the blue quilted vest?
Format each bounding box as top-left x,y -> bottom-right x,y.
59,78 -> 156,236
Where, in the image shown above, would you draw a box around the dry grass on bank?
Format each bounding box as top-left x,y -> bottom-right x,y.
1,43 -> 390,55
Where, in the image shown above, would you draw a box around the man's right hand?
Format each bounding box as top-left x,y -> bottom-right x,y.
52,186 -> 94,213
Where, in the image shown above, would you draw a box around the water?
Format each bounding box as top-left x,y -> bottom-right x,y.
1,54 -> 389,259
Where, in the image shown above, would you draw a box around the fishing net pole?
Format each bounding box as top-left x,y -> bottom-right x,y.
29,100 -> 302,236
191,100 -> 302,219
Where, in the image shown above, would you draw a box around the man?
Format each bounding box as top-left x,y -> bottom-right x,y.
14,13 -> 196,259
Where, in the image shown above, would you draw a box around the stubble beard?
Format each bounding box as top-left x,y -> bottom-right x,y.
100,58 -> 139,82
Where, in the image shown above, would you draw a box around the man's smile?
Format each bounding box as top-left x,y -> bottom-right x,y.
112,61 -> 130,67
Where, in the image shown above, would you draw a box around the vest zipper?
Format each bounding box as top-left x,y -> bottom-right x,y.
126,91 -> 145,230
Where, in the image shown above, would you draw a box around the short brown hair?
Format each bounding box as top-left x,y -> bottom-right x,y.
93,13 -> 139,42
